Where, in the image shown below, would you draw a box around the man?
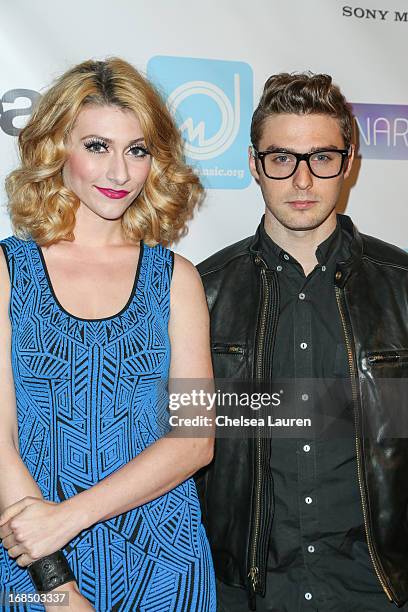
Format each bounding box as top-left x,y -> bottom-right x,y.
197,72 -> 408,611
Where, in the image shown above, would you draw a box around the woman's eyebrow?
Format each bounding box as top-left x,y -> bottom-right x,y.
80,134 -> 146,145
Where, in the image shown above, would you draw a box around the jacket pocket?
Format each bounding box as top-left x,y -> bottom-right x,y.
211,343 -> 247,379
363,349 -> 408,437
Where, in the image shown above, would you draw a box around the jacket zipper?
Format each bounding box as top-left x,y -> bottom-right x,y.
248,265 -> 270,604
367,353 -> 401,365
335,285 -> 394,603
212,344 -> 245,355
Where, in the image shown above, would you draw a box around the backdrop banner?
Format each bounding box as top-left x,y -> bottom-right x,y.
1,0 -> 408,261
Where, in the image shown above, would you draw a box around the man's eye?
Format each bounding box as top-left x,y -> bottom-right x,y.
84,140 -> 108,153
313,153 -> 330,162
272,155 -> 292,164
129,145 -> 150,158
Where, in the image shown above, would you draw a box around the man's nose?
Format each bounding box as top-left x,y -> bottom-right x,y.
292,159 -> 313,190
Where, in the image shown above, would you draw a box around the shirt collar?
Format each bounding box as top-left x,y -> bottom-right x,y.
316,222 -> 342,265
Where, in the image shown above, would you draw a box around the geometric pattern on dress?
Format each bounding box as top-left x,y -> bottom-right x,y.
0,237 -> 216,611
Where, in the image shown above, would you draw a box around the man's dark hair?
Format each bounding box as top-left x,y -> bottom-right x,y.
251,72 -> 354,148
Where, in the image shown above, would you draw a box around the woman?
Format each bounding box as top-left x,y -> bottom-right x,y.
0,58 -> 215,611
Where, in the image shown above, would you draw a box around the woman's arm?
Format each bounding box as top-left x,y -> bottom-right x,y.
0,251 -> 44,510
0,250 -> 93,609
0,253 -> 214,565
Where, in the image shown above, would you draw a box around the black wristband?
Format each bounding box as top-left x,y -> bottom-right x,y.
27,551 -> 76,592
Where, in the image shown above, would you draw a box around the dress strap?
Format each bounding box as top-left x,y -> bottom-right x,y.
0,237 -> 39,326
138,244 -> 174,323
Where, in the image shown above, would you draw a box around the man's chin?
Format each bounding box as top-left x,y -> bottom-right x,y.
278,208 -> 336,232
284,220 -> 326,232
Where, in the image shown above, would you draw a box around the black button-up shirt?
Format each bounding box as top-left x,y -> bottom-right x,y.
217,219 -> 404,611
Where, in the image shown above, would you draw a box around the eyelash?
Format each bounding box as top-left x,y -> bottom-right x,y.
83,138 -> 150,158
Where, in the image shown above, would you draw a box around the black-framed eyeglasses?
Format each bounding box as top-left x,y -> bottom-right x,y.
251,146 -> 351,180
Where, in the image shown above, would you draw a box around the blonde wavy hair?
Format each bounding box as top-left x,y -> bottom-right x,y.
6,57 -> 204,246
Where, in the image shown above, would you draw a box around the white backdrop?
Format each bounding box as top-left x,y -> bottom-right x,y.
1,0 -> 408,263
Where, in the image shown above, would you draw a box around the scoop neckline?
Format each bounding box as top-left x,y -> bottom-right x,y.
34,240 -> 144,323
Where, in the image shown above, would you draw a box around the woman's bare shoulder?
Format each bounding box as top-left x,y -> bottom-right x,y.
171,252 -> 203,288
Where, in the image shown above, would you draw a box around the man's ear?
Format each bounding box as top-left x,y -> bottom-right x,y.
343,144 -> 355,179
248,145 -> 260,181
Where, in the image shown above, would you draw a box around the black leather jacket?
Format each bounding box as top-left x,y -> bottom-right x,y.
197,214 -> 408,609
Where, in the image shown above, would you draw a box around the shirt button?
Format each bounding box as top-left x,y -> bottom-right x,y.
308,545 -> 315,553
305,496 -> 313,504
276,265 -> 282,272
283,253 -> 290,261
302,393 -> 309,401
305,592 -> 313,601
300,342 -> 308,350
299,292 -> 306,300
303,444 -> 311,452
321,265 -> 326,272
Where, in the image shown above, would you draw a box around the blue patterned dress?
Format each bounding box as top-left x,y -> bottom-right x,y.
0,237 -> 216,612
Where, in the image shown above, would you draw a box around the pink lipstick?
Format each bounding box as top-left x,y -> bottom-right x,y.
95,186 -> 130,199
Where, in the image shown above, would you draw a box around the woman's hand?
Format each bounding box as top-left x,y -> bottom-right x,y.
0,496 -> 81,567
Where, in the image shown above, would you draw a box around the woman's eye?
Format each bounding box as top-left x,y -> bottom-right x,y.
83,140 -> 150,158
84,140 -> 108,153
129,146 -> 150,158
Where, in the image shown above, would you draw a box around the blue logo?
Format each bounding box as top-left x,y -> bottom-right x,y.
147,56 -> 253,189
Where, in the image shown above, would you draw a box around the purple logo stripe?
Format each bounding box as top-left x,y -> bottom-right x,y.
352,103 -> 408,160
